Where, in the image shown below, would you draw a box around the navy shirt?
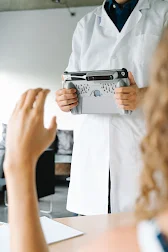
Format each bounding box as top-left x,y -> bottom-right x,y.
157,232 -> 168,252
105,0 -> 138,32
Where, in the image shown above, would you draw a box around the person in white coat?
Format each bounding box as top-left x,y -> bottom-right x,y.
55,0 -> 168,216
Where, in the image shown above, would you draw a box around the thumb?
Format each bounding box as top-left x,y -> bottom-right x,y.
128,72 -> 136,86
48,116 -> 57,139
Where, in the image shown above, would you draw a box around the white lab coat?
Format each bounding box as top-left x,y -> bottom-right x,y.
66,0 -> 168,215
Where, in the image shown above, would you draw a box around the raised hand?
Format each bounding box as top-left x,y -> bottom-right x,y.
4,88 -> 57,172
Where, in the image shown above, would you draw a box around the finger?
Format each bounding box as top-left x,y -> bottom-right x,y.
115,87 -> 135,94
35,89 -> 50,112
116,100 -> 130,106
56,88 -> 76,96
16,90 -> 29,110
11,103 -> 18,116
23,88 -> 43,110
114,93 -> 132,100
58,98 -> 78,107
60,102 -> 78,112
56,93 -> 77,102
119,104 -> 135,111
48,116 -> 57,140
128,72 -> 136,86
116,93 -> 136,105
12,94 -> 27,115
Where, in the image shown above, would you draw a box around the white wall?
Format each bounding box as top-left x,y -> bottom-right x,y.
0,6 -> 96,129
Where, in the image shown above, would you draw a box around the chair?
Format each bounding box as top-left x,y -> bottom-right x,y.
0,124 -> 7,205
0,178 -> 6,197
36,148 -> 55,214
0,124 -> 56,213
2,149 -> 55,213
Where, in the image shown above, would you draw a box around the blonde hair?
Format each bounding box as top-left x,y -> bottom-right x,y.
135,28 -> 168,220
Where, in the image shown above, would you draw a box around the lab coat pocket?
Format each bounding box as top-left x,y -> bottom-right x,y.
142,34 -> 160,67
131,34 -> 160,67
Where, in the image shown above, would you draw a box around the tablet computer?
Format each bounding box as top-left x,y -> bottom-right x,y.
62,69 -> 131,115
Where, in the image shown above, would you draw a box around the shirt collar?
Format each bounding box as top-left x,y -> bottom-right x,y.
107,0 -> 139,11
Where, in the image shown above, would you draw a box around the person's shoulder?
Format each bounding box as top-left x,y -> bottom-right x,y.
79,225 -> 139,252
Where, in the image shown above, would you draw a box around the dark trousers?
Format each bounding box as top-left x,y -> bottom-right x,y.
108,171 -> 111,214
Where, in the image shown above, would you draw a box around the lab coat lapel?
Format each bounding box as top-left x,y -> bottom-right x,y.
109,9 -> 142,56
95,0 -> 150,57
119,0 -> 150,40
118,10 -> 142,41
95,0 -> 119,37
111,0 -> 150,57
